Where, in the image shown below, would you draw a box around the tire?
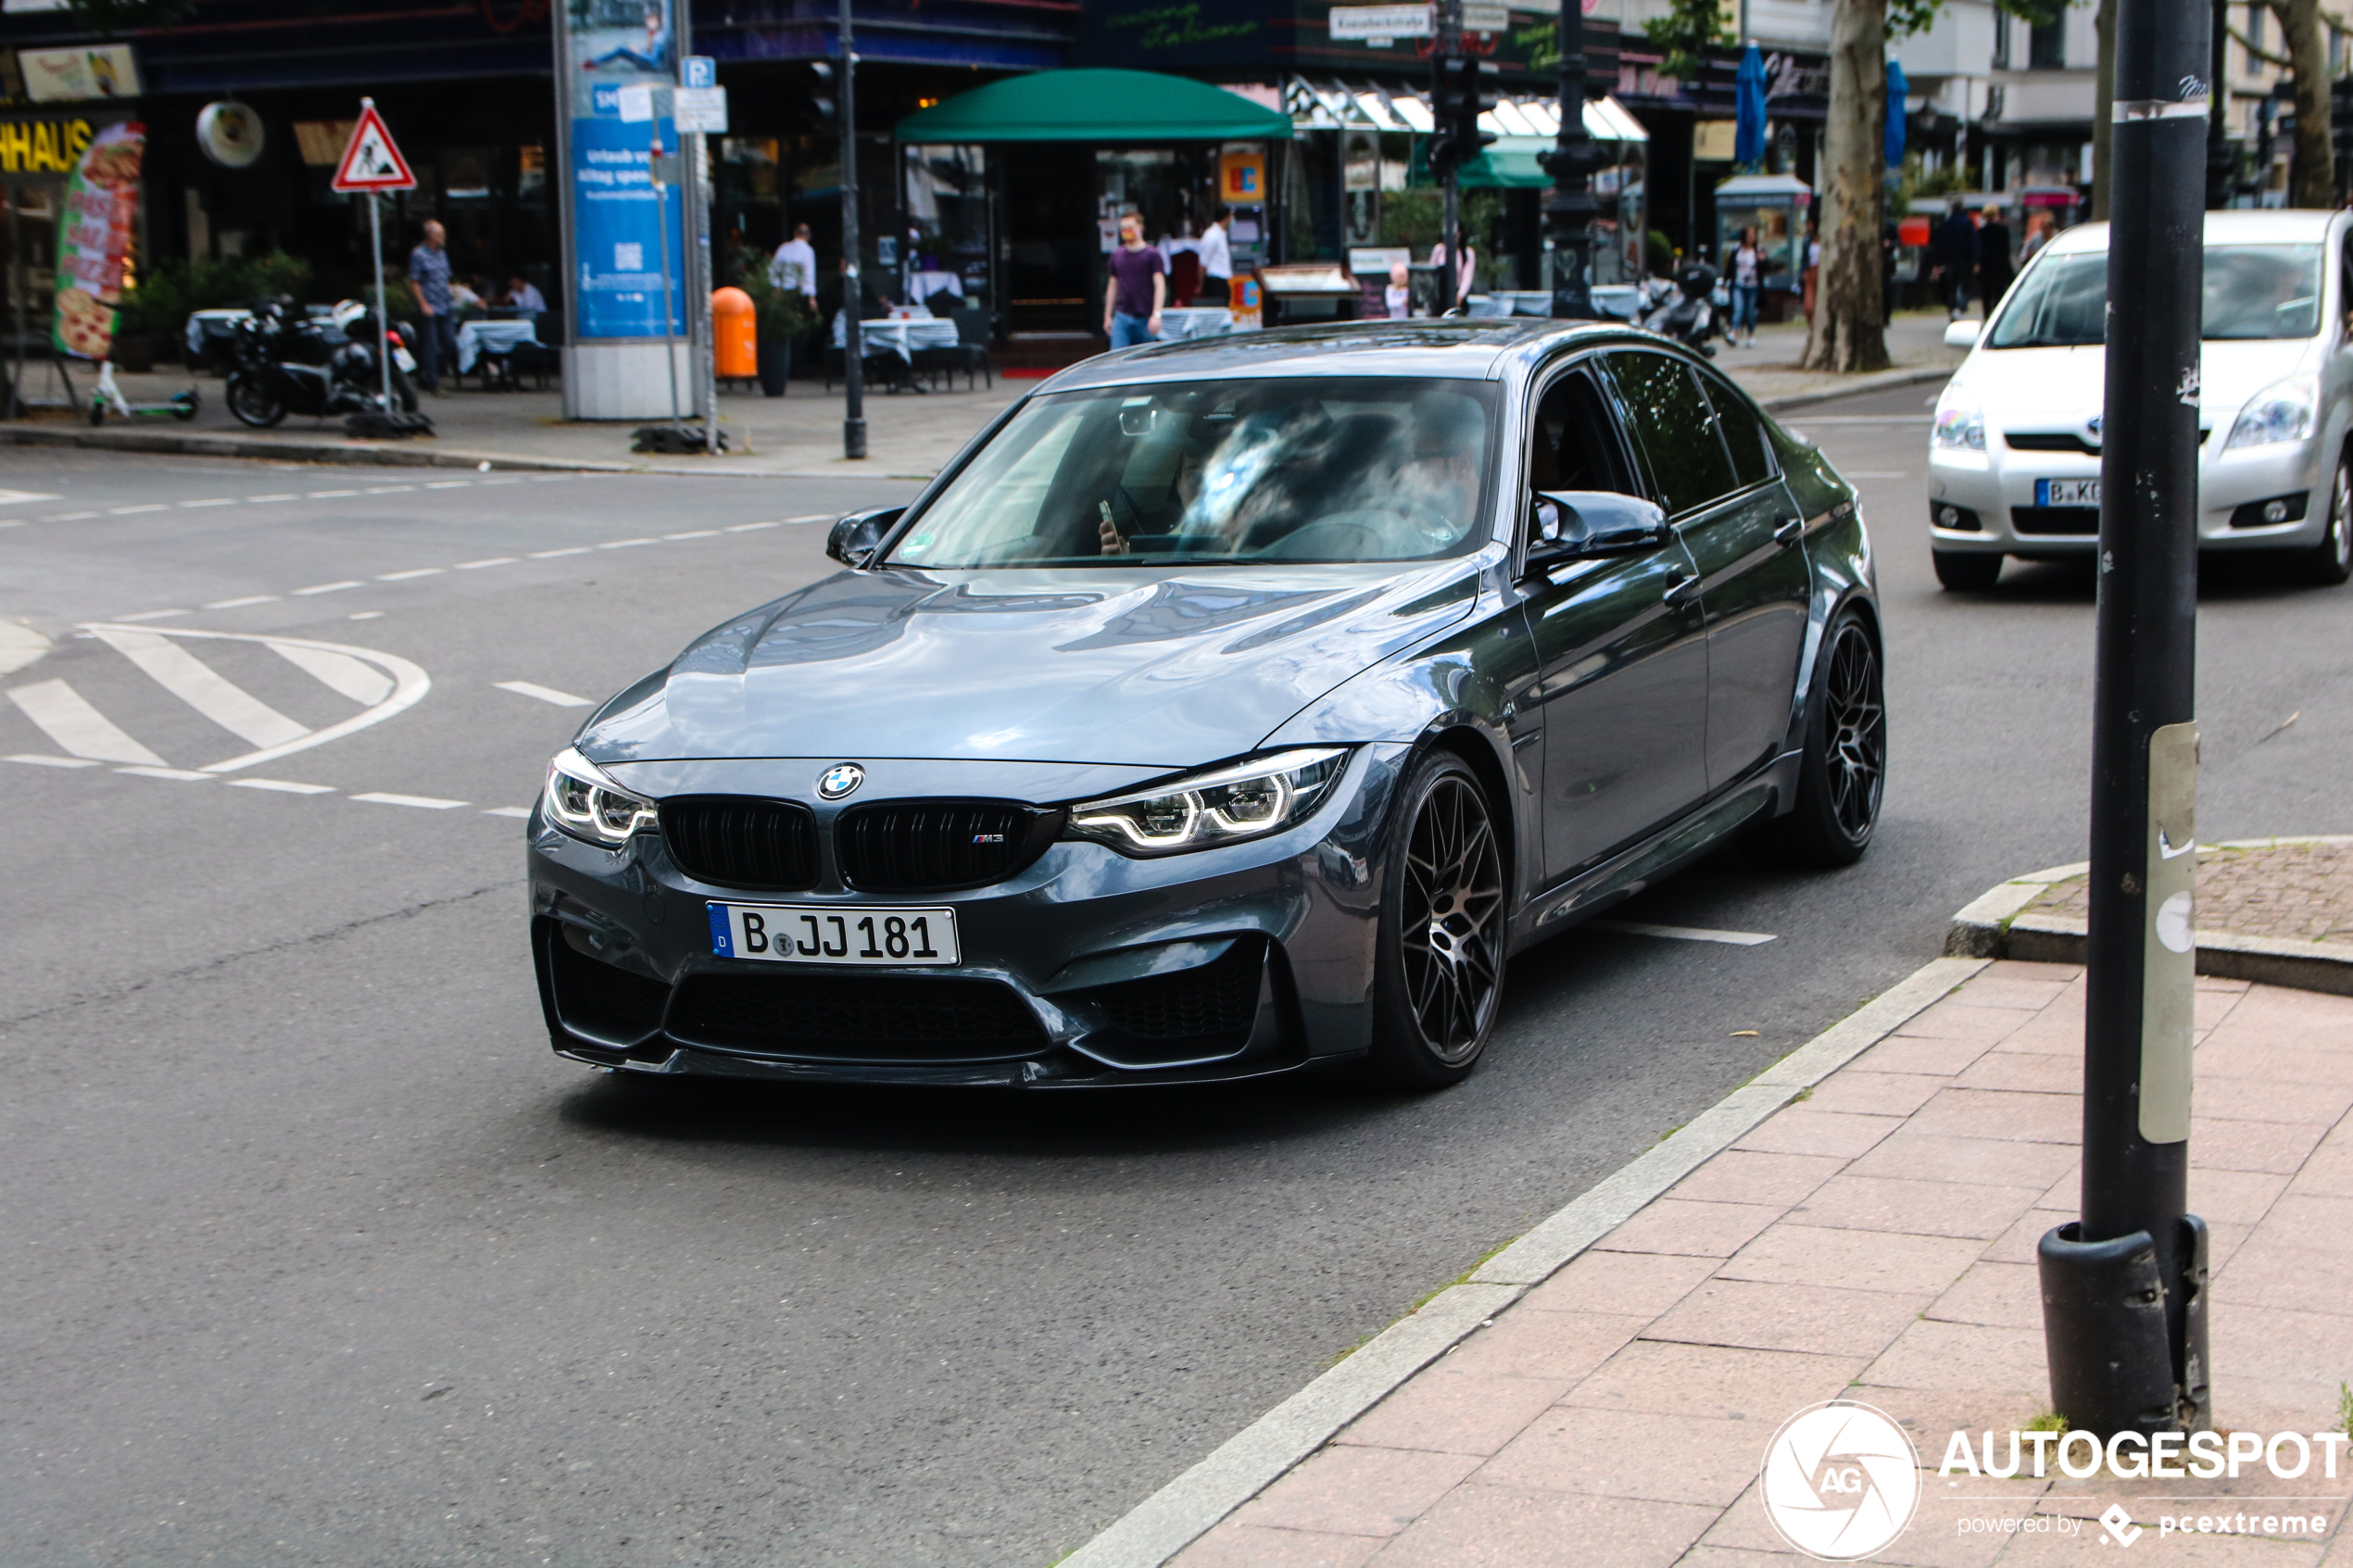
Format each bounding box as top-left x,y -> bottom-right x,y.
1749,609 -> 1887,869
2300,455 -> 2353,586
225,372 -> 286,429
87,401 -> 103,427
1366,750 -> 1508,1089
1931,548 -> 2003,591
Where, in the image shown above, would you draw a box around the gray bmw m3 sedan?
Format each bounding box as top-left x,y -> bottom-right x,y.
529,320 -> 1882,1089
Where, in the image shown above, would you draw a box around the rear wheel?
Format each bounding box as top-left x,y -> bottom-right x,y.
225,372 -> 286,429
2299,455 -> 2352,586
1749,609 -> 1886,869
1367,751 -> 1507,1089
1931,548 -> 2003,591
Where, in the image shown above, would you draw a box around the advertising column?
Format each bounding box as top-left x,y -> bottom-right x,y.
555,0 -> 691,419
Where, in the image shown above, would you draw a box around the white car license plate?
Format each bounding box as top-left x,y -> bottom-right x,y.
2035,478 -> 2100,508
708,902 -> 959,966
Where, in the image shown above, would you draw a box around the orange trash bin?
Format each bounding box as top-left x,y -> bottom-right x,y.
711,287 -> 757,380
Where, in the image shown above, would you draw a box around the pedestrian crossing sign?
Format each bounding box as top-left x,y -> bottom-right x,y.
330,99 -> 417,194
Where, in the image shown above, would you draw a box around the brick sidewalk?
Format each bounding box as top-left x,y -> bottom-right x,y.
1176,963 -> 2353,1567
2032,841 -> 2353,947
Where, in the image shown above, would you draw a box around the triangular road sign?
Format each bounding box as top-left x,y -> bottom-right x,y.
332,100 -> 417,194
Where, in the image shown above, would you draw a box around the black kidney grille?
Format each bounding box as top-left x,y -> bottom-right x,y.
1082,939 -> 1265,1043
669,972 -> 1049,1060
836,801 -> 1053,890
660,797 -> 820,889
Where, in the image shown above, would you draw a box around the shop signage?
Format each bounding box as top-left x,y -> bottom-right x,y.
1328,4 -> 1431,40
1220,148 -> 1265,203
1462,3 -> 1510,31
560,0 -> 687,342
51,119 -> 142,364
0,115 -> 95,175
1693,119 -> 1738,160
18,44 -> 140,104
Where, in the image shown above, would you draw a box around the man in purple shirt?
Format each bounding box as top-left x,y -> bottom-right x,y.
1102,214 -> 1164,349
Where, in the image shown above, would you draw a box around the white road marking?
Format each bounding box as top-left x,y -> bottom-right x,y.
113,608 -> 190,623
117,765 -> 212,782
424,480 -> 472,489
663,529 -> 720,539
529,546 -> 591,558
6,680 -> 168,765
87,626 -> 311,749
783,513 -> 834,523
107,504 -> 168,515
271,642 -> 395,706
351,791 -> 466,809
293,580 -> 364,596
6,753 -> 98,768
495,680 -> 592,708
724,521 -> 778,532
179,498 -> 237,508
204,596 -> 279,609
365,484 -> 418,494
229,777 -> 336,795
308,489 -> 360,498
0,489 -> 62,504
597,537 -> 657,549
482,805 -> 534,818
347,611 -> 384,621
1586,919 -> 1778,947
247,494 -> 298,504
0,621 -> 47,677
46,511 -> 100,521
479,477 -> 523,486
455,557 -> 519,570
377,568 -> 446,581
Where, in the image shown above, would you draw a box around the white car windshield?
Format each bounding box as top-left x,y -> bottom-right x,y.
886,377 -> 1498,569
1986,244 -> 2322,347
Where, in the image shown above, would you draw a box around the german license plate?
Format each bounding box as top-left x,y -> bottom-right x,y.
2035,478 -> 2100,508
707,902 -> 960,966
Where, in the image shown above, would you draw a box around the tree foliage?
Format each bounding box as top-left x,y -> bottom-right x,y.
1642,0 -> 1735,82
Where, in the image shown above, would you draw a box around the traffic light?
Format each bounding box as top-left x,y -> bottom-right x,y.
1428,54 -> 1500,171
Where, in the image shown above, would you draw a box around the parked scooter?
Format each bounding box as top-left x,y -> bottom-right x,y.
1637,262 -> 1723,357
224,301 -> 420,428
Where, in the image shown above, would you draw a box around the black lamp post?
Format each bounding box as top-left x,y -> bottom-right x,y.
838,0 -> 866,461
1543,0 -> 1598,317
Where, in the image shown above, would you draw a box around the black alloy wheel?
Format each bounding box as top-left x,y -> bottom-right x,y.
1931,548 -> 2003,591
225,372 -> 287,430
2304,455 -> 2353,586
1749,609 -> 1886,868
1369,751 -> 1506,1088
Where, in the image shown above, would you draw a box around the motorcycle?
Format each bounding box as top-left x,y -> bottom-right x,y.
224,301 -> 420,429
1637,262 -> 1724,358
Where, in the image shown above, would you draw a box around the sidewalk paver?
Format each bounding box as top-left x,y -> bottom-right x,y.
1176,960 -> 2353,1567
2029,841 -> 2353,948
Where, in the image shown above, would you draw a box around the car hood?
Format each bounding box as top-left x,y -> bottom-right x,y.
577,558 -> 1487,770
1959,339 -> 2318,429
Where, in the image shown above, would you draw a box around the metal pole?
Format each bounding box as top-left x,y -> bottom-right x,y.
839,0 -> 867,460
1438,0 -> 1462,315
2037,0 -> 2210,1438
2206,0 -> 2231,206
1544,0 -> 1598,317
697,131 -> 717,454
651,116 -> 683,430
370,191 -> 393,414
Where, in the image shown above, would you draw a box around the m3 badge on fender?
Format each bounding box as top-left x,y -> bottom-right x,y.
817,762 -> 865,799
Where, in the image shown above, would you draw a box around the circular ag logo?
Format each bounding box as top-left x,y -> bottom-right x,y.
1759,1401 -> 1921,1561
817,762 -> 865,800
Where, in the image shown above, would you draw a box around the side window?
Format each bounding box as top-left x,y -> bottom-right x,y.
1698,370 -> 1777,489
1528,368 -> 1637,497
2341,232 -> 2353,336
1605,352 -> 1738,516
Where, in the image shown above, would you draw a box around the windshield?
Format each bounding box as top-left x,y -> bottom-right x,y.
1987,245 -> 2322,347
887,377 -> 1499,569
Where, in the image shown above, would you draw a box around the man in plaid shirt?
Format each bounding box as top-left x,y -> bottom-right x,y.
407,220 -> 457,392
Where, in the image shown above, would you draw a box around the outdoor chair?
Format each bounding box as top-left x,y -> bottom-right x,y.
914,307 -> 993,393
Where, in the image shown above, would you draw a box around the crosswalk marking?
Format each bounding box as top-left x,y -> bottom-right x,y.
6,679 -> 167,765
118,765 -> 211,782
114,608 -> 190,622
86,626 -> 312,749
6,752 -> 98,768
229,777 -> 336,795
271,643 -> 394,707
495,680 -> 591,708
0,489 -> 61,504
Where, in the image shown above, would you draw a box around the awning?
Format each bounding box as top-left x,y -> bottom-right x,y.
1284,78 -> 1648,145
1459,136 -> 1553,189
896,69 -> 1292,144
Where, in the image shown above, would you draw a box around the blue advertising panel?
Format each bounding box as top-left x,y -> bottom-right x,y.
562,0 -> 686,341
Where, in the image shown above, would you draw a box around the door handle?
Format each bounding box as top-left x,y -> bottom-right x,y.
1662,570 -> 1700,606
1773,517 -> 1805,547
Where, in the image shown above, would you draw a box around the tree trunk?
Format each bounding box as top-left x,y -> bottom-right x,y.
2093,0 -> 2116,220
2270,0 -> 2335,206
1799,0 -> 1892,372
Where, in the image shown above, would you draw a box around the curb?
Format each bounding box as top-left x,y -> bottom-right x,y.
1944,836 -> 2353,997
1056,953 -> 1988,1568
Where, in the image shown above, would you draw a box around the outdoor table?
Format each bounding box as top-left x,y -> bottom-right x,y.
456,319 -> 538,376
1158,307 -> 1236,341
833,316 -> 959,363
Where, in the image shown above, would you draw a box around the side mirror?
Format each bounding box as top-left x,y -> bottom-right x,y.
1529,490 -> 1670,567
825,506 -> 904,568
1944,319 -> 1982,349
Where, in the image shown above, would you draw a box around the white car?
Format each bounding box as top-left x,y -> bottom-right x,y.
1927,208 -> 2353,590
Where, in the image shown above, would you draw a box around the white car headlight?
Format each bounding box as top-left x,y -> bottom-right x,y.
1065,747 -> 1348,858
543,745 -> 659,847
1931,391 -> 1985,452
2224,375 -> 2319,450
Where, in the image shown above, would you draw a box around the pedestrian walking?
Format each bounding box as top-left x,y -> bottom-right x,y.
1930,198 -> 1978,320
1729,225 -> 1762,347
2020,209 -> 2055,266
406,219 -> 457,393
771,222 -> 818,306
1196,207 -> 1233,305
1103,213 -> 1165,349
1429,231 -> 1477,307
1975,204 -> 2015,319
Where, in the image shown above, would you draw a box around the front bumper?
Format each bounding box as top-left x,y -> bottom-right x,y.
526,746 -> 1407,1087
1926,421 -> 2328,555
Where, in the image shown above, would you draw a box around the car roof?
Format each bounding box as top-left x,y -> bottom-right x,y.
1033,318 -> 1639,392
2046,208 -> 2344,254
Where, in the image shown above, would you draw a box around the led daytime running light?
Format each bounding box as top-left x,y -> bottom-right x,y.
1065,747 -> 1349,857
543,746 -> 659,847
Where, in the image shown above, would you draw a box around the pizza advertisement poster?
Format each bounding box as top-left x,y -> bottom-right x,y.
50,119 -> 145,363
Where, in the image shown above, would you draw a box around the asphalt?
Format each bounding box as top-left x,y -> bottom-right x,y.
4,388 -> 2351,1567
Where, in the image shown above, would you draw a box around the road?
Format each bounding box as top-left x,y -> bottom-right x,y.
4,395 -> 2348,1567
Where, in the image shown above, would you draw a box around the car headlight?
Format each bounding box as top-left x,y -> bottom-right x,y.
1931,391 -> 1985,452
1064,747 -> 1349,858
543,746 -> 659,847
2224,375 -> 2319,450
